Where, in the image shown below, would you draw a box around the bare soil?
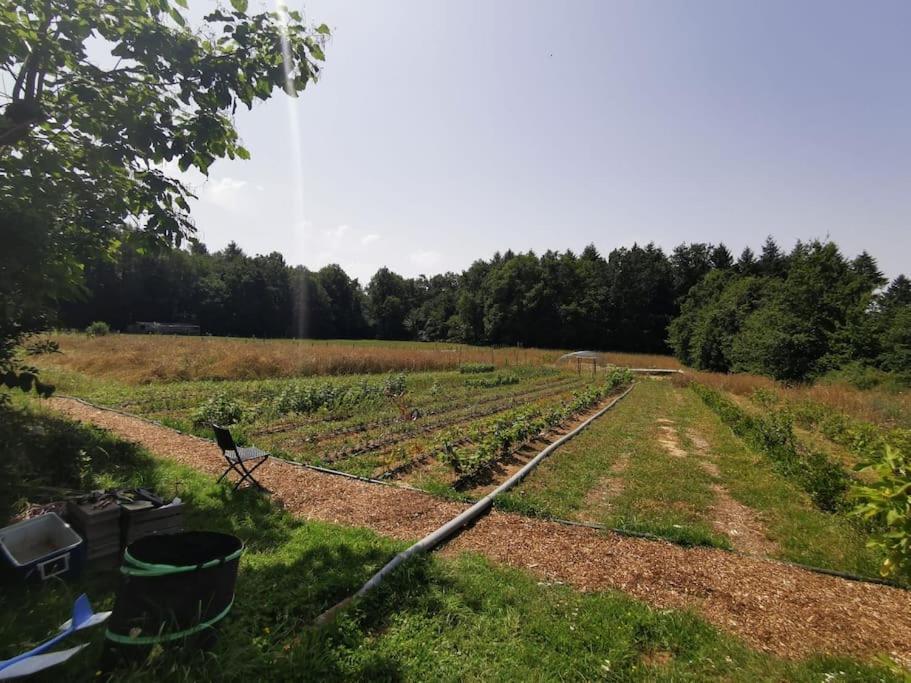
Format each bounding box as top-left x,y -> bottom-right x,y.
656,419 -> 687,458
578,454 -> 630,522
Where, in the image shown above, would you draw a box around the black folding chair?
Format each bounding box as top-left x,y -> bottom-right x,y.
212,424 -> 270,491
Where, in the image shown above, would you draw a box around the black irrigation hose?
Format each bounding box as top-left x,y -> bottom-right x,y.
313,384 -> 637,625
54,394 -> 907,593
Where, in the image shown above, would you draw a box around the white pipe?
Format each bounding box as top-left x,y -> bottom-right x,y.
314,383 -> 636,624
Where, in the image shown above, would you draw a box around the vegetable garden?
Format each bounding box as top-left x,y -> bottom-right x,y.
38,355 -> 634,492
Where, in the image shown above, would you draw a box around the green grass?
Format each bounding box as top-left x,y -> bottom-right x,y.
501,379 -> 882,575
500,380 -> 728,548
1,398 -> 900,681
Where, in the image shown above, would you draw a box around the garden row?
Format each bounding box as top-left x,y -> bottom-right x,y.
252,374 -> 581,441
317,378 -> 590,464
435,368 -> 633,478
694,381 -> 911,583
692,383 -> 851,512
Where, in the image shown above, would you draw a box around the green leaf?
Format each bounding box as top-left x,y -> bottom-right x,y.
174,0 -> 188,7
316,23 -> 331,35
309,44 -> 326,61
230,0 -> 248,12
169,7 -> 186,26
236,146 -> 251,160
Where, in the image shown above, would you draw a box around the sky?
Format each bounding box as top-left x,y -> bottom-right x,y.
182,0 -> 911,283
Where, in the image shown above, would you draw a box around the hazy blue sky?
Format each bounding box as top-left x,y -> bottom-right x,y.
184,0 -> 910,282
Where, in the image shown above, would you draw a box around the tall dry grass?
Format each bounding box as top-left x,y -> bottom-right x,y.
599,352 -> 682,370
679,369 -> 911,429
37,334 -> 573,384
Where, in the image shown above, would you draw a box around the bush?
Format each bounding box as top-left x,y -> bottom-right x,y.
272,378 -> 389,416
851,446 -> 911,581
693,383 -> 850,512
85,321 -> 110,337
459,363 -> 495,374
819,363 -> 897,391
790,399 -> 911,466
192,392 -> 246,426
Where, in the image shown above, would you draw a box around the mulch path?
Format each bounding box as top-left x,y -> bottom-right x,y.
47,396 -> 911,667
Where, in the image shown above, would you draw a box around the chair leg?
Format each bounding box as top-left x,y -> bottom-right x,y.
231,457 -> 269,492
245,457 -> 269,490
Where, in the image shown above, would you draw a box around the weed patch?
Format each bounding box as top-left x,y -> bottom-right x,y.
692,384 -> 850,512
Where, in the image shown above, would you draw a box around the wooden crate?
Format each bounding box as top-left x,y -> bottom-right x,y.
122,502 -> 184,546
66,501 -> 121,568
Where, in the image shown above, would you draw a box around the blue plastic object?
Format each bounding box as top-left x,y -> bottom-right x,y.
0,513 -> 84,581
0,593 -> 110,679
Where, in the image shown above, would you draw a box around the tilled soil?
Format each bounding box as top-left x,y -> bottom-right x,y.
47,396 -> 911,667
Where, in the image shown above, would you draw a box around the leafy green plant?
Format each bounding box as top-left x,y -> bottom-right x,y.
193,392 -> 246,426
693,383 -> 850,512
439,369 -> 632,477
791,400 -> 911,465
382,373 -> 411,419
459,363 -> 495,374
85,321 -> 110,337
750,387 -> 779,408
851,446 -> 911,581
464,372 -> 519,388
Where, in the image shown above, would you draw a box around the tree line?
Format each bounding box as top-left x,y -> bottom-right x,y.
669,239 -> 910,381
59,235 -> 910,381
60,237 -> 727,351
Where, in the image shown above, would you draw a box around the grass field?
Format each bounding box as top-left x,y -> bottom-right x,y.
499,379 -> 881,575
37,334 -> 571,383
7,334 -> 909,677
0,402 -> 899,682
30,335 -> 894,575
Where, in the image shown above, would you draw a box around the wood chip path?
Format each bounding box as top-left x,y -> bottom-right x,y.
47,397 -> 911,667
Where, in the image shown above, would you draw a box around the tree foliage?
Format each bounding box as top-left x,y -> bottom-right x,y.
0,0 -> 329,393
670,240 -> 910,382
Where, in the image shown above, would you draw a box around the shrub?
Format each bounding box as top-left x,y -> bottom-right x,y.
192,392 -> 246,426
459,363 -> 495,374
750,387 -> 779,408
790,398 -> 911,466
851,446 -> 911,581
85,321 -> 110,337
272,378 -> 388,416
693,383 -> 850,512
819,362 -> 896,391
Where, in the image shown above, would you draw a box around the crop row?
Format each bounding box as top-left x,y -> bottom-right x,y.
318,378 -> 592,463
259,374 -> 583,447
464,372 -> 520,388
754,391 -> 911,465
434,368 -> 634,478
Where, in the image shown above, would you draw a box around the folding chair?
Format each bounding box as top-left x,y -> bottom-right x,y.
212,425 -> 271,491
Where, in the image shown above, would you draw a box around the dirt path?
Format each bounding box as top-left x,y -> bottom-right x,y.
660,420 -> 779,556
578,454 -> 629,522
47,396 -> 911,667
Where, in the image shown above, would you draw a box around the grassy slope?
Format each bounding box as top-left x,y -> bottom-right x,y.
0,400 -> 897,682
500,379 -> 880,575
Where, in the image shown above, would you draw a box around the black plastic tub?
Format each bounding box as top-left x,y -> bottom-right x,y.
104,531 -> 243,658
